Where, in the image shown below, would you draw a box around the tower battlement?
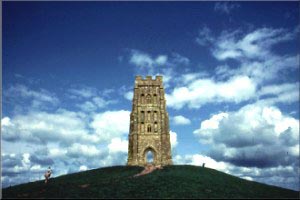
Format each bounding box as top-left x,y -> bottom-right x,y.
135,75 -> 163,81
134,75 -> 163,88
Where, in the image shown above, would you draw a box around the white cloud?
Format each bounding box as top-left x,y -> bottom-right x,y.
77,101 -> 97,112
5,84 -> 59,109
166,75 -> 256,109
79,165 -> 88,171
191,103 -> 299,190
102,88 -> 115,97
124,91 -> 133,101
155,55 -> 168,65
194,26 -> 299,90
1,110 -> 98,145
2,117 -> 12,126
259,83 -> 298,97
67,143 -> 101,158
90,110 -> 130,142
257,82 -> 299,104
92,97 -> 106,108
49,148 -> 67,158
212,27 -> 295,61
167,32 -> 298,109
10,85 -> 58,103
108,138 -> 128,153
76,97 -> 117,112
174,154 -> 229,171
238,54 -> 299,84
172,115 -> 191,125
194,103 -> 299,168
170,131 -> 178,149
176,72 -> 209,85
2,108 -> 132,188
129,49 -> 167,68
129,50 -> 190,69
200,112 -> 228,130
68,87 -> 97,98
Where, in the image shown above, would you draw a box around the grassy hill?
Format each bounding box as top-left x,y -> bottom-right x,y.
2,165 -> 298,199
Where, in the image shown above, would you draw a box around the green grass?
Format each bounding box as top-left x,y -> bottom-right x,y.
2,165 -> 298,199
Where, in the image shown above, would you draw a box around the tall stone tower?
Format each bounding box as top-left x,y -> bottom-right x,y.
127,75 -> 172,166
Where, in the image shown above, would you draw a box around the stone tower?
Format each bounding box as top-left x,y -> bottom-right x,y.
127,75 -> 172,166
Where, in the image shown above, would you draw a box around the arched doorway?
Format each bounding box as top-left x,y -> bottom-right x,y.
146,151 -> 154,163
143,147 -> 156,165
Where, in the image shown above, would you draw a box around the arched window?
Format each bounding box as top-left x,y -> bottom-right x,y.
153,94 -> 157,103
141,122 -> 144,133
147,125 -> 151,133
154,122 -> 158,132
141,94 -> 145,104
146,94 -> 151,104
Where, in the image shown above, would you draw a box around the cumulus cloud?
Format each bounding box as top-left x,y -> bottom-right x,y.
172,115 -> 191,125
1,110 -> 98,145
193,103 -> 299,190
174,26 -> 299,112
90,110 -> 130,142
67,143 -> 102,158
194,104 -> 299,164
1,108 -> 131,188
166,75 -> 256,109
108,138 -> 128,154
170,131 -> 178,149
2,83 -> 131,188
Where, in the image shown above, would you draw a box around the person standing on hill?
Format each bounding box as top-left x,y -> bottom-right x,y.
44,167 -> 52,184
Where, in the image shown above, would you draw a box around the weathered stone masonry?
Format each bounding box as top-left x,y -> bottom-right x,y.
127,75 -> 172,166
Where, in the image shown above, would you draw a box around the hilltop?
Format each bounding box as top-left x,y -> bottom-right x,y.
2,165 -> 298,199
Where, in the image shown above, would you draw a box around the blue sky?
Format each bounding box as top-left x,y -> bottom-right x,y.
2,2 -> 299,191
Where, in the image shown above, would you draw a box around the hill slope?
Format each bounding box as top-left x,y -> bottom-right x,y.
2,165 -> 298,198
